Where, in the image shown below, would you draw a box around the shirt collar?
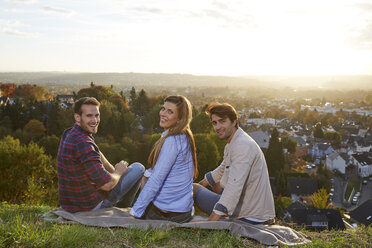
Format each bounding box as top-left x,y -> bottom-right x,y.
161,129 -> 169,137
73,123 -> 94,138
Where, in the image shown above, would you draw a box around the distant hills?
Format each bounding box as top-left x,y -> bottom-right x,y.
0,72 -> 371,90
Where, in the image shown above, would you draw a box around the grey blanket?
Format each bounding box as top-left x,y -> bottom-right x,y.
42,207 -> 311,247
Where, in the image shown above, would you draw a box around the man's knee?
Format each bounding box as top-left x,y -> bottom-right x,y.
130,162 -> 145,175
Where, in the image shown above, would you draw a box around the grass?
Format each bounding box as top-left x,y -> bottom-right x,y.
1,202 -> 371,248
345,174 -> 361,201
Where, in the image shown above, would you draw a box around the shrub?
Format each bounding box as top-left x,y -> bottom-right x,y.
0,136 -> 57,205
275,196 -> 293,217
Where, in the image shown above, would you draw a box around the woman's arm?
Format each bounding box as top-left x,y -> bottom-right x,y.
130,137 -> 179,217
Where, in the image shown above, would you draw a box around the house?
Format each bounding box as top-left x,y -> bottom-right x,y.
291,209 -> 345,231
326,152 -> 346,174
248,130 -> 270,152
0,96 -> 9,105
57,94 -> 74,104
287,177 -> 318,202
246,118 -> 276,127
291,136 -> 308,158
308,143 -> 333,160
349,199 -> 372,226
352,153 -> 372,178
281,201 -> 307,222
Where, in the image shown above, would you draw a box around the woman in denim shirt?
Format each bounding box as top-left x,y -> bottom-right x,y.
130,95 -> 198,223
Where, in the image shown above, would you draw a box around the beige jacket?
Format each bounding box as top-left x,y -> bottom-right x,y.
205,128 -> 275,220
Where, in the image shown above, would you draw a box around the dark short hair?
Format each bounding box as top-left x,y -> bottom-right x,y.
205,102 -> 239,128
73,97 -> 100,115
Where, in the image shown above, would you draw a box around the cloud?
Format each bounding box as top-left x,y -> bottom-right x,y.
7,0 -> 37,3
188,8 -> 253,28
131,7 -> 163,14
353,3 -> 372,12
41,6 -> 75,16
2,27 -> 37,38
212,0 -> 229,10
0,19 -> 37,38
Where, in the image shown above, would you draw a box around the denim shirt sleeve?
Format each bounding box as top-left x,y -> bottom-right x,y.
130,136 -> 179,217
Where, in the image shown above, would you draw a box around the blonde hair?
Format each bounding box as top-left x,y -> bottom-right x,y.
148,95 -> 198,179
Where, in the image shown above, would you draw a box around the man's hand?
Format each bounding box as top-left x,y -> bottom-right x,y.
100,161 -> 128,191
208,211 -> 222,221
198,179 -> 209,187
115,160 -> 129,176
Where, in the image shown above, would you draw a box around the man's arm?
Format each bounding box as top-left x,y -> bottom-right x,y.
100,151 -> 115,173
100,160 -> 128,191
208,211 -> 222,221
198,179 -> 222,194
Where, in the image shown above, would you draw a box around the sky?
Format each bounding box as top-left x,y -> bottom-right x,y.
1,0 -> 372,76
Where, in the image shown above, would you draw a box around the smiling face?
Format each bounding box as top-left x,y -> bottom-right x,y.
159,101 -> 179,130
74,104 -> 100,135
211,114 -> 237,143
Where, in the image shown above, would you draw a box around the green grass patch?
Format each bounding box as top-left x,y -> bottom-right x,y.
345,174 -> 361,201
1,202 -> 371,248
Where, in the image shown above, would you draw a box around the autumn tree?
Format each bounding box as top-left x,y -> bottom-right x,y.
0,83 -> 16,97
312,188 -> 331,209
14,84 -> 47,102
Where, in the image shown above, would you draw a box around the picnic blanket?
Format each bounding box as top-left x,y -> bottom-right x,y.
41,207 -> 311,247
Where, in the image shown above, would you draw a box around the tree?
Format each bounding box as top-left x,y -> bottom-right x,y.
275,169 -> 288,196
194,134 -> 221,182
315,164 -> 332,191
265,128 -> 285,176
281,135 -> 297,153
38,135 -> 60,157
313,123 -> 324,139
0,83 -> 16,97
46,100 -> 64,136
14,84 -> 47,102
129,87 -> 137,109
324,131 -> 342,144
24,119 -> 46,140
0,136 -> 56,204
274,196 -> 293,217
76,85 -> 116,102
312,188 -> 330,209
190,112 -> 212,134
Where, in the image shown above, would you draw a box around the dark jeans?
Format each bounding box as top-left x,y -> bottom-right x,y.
143,204 -> 192,223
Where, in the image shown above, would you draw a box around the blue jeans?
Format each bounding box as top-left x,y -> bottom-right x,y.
194,186 -> 263,225
101,162 -> 145,208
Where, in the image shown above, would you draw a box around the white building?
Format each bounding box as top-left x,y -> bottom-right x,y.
352,153 -> 372,178
326,152 -> 346,174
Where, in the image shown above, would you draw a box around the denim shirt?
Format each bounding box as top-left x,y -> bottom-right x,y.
130,131 -> 194,217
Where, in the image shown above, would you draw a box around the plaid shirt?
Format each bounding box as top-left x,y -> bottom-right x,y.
57,124 -> 111,213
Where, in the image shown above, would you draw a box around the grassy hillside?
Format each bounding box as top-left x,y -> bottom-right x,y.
1,202 -> 371,248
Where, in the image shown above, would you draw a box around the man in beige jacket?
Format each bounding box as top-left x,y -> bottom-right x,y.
193,102 -> 275,224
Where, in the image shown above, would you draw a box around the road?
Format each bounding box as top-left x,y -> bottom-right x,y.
359,180 -> 372,205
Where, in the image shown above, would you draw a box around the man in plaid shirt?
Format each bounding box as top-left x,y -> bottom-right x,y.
57,97 -> 144,213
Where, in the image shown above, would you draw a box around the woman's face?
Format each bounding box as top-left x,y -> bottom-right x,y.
159,101 -> 179,130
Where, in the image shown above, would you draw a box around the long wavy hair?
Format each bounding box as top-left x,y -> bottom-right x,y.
148,95 -> 198,179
